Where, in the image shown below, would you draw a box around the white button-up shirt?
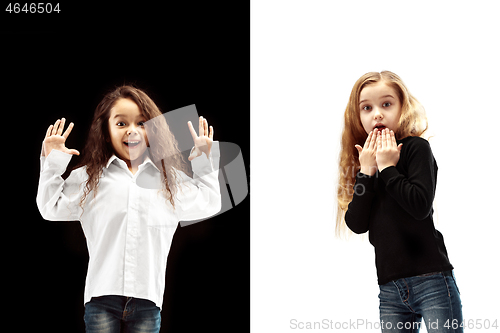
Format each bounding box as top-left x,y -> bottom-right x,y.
36,143 -> 221,309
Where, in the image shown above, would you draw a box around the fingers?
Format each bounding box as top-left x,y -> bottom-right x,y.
187,147 -> 201,161
203,117 -> 208,136
369,129 -> 377,149
67,149 -> 80,156
363,130 -> 376,149
378,129 -> 389,147
382,128 -> 389,147
47,118 -> 74,138
187,121 -> 198,140
388,129 -> 398,148
198,116 -> 204,137
359,130 -> 378,152
57,118 -> 66,136
62,122 -> 74,139
363,130 -> 371,149
202,116 -> 214,139
377,129 -> 383,148
189,116 -> 213,139
391,130 -> 399,147
45,124 -> 53,138
377,129 -> 399,149
51,119 -> 61,136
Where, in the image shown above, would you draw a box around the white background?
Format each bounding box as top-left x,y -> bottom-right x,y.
251,1 -> 499,332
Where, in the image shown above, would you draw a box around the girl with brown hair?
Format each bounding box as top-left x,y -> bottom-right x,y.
37,85 -> 221,332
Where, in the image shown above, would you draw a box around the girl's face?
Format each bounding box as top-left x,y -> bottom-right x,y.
358,81 -> 402,134
108,98 -> 149,167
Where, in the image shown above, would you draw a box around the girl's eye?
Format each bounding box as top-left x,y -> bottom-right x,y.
383,102 -> 391,107
117,121 -> 125,126
362,105 -> 372,111
138,121 -> 145,127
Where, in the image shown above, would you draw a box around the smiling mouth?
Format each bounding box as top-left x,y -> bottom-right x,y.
124,141 -> 141,148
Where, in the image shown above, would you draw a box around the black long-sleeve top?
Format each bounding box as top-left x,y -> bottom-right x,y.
345,136 -> 453,285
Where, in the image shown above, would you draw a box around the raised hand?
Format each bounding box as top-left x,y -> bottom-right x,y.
355,129 -> 379,176
376,128 -> 403,172
187,116 -> 214,161
42,118 -> 80,157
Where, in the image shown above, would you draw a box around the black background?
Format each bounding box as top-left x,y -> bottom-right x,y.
2,2 -> 249,332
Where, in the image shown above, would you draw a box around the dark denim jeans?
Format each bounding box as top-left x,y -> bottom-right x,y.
84,295 -> 161,333
379,271 -> 463,333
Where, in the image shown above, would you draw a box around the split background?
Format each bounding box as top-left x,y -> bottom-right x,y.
3,1 -> 500,332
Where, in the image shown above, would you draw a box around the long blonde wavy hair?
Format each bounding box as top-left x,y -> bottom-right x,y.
336,71 -> 428,238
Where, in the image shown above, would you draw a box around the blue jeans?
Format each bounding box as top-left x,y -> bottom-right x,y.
379,271 -> 463,333
84,296 -> 161,333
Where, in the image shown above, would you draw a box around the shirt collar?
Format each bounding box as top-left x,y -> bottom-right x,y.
105,152 -> 161,172
105,155 -> 120,168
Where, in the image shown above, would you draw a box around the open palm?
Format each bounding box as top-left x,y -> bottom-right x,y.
187,116 -> 214,161
43,118 -> 80,157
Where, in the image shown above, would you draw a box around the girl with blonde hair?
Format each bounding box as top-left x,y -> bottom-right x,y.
336,71 -> 463,332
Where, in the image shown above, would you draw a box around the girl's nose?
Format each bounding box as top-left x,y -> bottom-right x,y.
127,125 -> 139,135
373,108 -> 383,120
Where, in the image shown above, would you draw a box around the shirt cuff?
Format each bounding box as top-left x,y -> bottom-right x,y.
190,141 -> 220,176
355,171 -> 375,194
40,149 -> 73,174
379,166 -> 400,184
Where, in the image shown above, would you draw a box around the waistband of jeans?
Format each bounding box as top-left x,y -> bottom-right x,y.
416,270 -> 452,277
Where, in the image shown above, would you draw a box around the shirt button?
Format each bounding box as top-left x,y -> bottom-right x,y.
132,178 -> 136,183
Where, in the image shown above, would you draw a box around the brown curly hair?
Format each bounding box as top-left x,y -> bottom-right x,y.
75,85 -> 189,209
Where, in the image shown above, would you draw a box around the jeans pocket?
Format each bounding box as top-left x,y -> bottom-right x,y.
451,272 -> 461,295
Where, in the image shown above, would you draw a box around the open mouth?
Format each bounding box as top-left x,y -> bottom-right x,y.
124,141 -> 141,149
374,124 -> 386,131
